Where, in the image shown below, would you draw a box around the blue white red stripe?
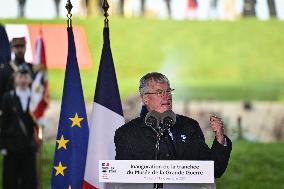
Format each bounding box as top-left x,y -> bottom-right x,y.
83,27 -> 124,189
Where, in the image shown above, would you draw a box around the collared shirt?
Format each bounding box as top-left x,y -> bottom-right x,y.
15,87 -> 31,112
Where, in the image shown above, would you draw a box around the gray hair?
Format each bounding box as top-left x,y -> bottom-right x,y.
139,72 -> 170,96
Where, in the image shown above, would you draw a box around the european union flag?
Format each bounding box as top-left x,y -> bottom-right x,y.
51,27 -> 89,189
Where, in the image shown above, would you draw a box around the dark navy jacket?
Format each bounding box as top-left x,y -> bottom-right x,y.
114,114 -> 232,178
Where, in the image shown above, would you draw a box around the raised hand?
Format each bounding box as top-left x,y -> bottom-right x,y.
210,115 -> 225,145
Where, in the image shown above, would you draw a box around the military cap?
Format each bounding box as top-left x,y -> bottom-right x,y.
11,37 -> 26,47
17,64 -> 32,75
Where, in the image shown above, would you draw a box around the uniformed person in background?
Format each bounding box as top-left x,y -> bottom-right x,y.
0,64 -> 39,189
0,37 -> 34,118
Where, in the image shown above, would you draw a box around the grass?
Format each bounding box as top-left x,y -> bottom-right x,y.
216,140 -> 284,189
0,140 -> 283,188
1,18 -> 284,101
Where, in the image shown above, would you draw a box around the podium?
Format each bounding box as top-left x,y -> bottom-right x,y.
105,183 -> 215,189
99,160 -> 216,189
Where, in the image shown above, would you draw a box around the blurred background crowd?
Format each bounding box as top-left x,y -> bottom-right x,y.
0,0 -> 284,21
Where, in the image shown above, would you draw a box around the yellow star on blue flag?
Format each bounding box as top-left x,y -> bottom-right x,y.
69,113 -> 84,128
51,27 -> 89,189
54,161 -> 67,176
56,135 -> 69,150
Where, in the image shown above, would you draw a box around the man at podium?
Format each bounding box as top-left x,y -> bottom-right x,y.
114,72 -> 232,178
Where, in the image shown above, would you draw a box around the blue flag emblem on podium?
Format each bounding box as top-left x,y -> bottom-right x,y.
51,27 -> 89,189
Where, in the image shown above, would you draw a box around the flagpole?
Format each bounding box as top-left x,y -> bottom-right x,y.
65,0 -> 73,27
102,0 -> 109,28
83,1 -> 125,188
52,1 -> 89,188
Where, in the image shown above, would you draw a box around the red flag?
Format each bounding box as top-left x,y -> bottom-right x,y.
30,34 -> 49,120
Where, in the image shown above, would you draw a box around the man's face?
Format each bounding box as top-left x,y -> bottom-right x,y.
142,80 -> 172,113
12,45 -> 26,60
14,72 -> 32,90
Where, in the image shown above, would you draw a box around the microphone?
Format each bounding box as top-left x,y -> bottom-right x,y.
161,110 -> 176,129
145,111 -> 161,132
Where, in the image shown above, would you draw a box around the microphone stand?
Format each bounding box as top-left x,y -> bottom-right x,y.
146,111 -> 176,189
153,128 -> 164,189
153,124 -> 173,189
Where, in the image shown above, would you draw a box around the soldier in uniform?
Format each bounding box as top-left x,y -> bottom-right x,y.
0,37 -> 33,117
0,64 -> 39,189
18,0 -> 27,17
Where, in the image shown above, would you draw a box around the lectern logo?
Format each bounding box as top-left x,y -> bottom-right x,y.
101,162 -> 117,179
102,162 -> 110,173
101,162 -> 110,179
102,162 -> 110,167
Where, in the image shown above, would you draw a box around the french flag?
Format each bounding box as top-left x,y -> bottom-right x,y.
30,33 -> 49,120
83,27 -> 125,189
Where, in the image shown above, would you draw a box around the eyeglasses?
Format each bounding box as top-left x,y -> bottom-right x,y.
144,88 -> 175,97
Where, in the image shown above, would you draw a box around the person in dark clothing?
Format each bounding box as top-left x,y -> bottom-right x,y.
140,0 -> 146,16
267,0 -> 277,17
164,0 -> 172,18
0,37 -> 33,117
243,0 -> 256,17
0,64 -> 39,189
54,0 -> 61,18
140,0 -> 171,17
17,0 -> 26,17
119,0 -> 125,15
114,72 -> 232,178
